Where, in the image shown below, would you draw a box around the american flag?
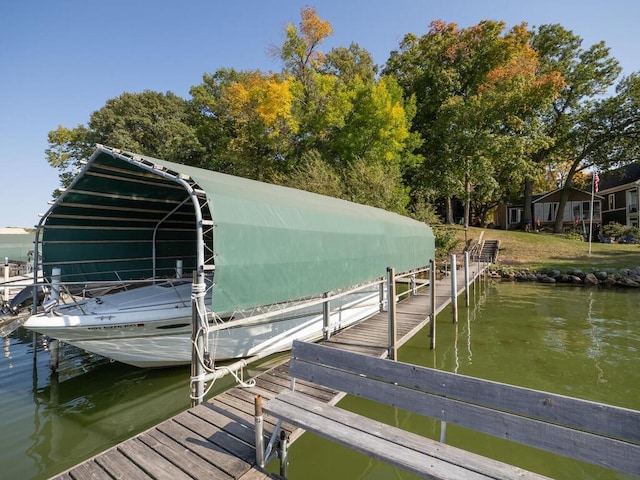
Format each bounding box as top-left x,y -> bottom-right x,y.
594,172 -> 600,192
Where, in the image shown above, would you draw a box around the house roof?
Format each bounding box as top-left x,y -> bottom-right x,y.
532,187 -> 602,204
599,163 -> 640,191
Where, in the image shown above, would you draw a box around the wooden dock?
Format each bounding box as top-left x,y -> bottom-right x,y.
51,262 -> 484,480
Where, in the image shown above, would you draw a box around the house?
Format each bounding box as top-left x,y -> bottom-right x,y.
598,163 -> 640,228
495,187 -> 602,231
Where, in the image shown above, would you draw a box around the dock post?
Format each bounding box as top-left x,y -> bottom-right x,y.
49,339 -> 59,371
387,267 -> 397,361
51,266 -> 61,302
255,395 -> 265,468
450,254 -> 458,323
464,251 -> 470,308
191,271 -> 205,407
3,257 -> 8,304
278,430 -> 289,478
175,259 -> 183,279
322,292 -> 331,340
379,279 -> 385,312
429,259 -> 436,350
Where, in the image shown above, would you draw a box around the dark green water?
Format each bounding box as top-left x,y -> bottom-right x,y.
281,282 -> 639,480
0,325 -> 284,480
1,282 -> 638,479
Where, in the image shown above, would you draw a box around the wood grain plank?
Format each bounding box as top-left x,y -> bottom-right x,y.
117,438 -> 194,480
156,418 -> 249,478
265,393 -> 547,480
94,448 -> 152,479
289,341 -> 640,476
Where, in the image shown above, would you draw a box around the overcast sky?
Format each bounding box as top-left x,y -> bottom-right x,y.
2,0 -> 638,227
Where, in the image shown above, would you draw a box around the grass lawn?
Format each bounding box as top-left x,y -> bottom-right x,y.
453,225 -> 640,272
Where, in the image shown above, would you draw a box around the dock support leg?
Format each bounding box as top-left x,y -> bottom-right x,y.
387,267 -> 397,361
278,430 -> 289,478
464,251 -> 470,308
255,395 -> 265,468
2,258 -> 8,305
190,271 -> 205,407
450,254 -> 458,323
322,292 -> 331,340
49,339 -> 59,371
429,259 -> 436,350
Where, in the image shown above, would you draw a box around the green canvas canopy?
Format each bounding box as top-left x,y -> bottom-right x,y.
37,145 -> 435,314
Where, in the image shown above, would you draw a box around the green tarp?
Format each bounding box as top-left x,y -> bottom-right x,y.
39,145 -> 435,313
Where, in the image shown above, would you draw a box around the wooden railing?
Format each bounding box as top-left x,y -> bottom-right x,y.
258,340 -> 640,479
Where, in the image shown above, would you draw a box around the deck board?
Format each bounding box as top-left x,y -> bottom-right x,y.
51,266 -> 480,480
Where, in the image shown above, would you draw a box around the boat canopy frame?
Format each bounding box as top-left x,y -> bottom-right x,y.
34,145 -> 435,314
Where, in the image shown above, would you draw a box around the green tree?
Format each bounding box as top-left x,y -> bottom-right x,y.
46,90 -> 203,189
272,7 -> 419,213
384,21 -> 562,226
527,24 -> 626,232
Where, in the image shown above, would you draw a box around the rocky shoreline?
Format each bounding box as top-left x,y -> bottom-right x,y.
488,266 -> 640,288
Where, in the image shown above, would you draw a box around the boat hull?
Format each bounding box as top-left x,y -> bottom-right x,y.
23,284 -> 380,367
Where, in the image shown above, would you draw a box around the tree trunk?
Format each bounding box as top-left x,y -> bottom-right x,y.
553,159 -> 581,233
553,187 -> 571,233
522,178 -> 533,231
445,197 -> 454,224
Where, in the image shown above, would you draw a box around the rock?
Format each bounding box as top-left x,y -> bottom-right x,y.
558,274 -> 570,283
569,270 -> 585,279
594,271 -> 608,281
548,269 -> 561,279
583,273 -> 599,285
617,277 -> 640,288
540,276 -> 556,283
570,275 -> 583,284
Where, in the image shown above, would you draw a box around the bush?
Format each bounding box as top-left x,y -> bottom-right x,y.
432,227 -> 460,259
564,231 -> 583,241
602,222 -> 640,244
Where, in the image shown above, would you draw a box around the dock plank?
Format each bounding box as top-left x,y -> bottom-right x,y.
65,461 -> 110,480
94,448 -> 152,479
138,429 -> 220,480
155,419 -> 246,478
118,437 -> 195,480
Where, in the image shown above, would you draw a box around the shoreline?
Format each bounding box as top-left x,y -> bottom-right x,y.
488,265 -> 640,287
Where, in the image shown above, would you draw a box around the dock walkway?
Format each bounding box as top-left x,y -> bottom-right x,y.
52,262 -> 483,480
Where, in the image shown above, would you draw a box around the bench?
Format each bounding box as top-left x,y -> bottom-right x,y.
259,340 -> 640,479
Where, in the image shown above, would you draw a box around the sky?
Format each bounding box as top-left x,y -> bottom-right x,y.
1,0 -> 639,228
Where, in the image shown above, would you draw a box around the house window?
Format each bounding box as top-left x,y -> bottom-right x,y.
582,201 -> 591,221
593,200 -> 601,220
508,208 -> 521,224
608,194 -> 615,210
534,202 -> 558,223
628,190 -> 638,213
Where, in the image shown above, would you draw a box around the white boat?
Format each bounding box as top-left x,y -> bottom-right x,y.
23,280 -> 381,367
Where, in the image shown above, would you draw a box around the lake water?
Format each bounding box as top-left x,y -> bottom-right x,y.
281,282 -> 639,480
1,282 -> 638,479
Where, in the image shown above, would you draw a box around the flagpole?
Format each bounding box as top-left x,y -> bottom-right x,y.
588,171 -> 596,255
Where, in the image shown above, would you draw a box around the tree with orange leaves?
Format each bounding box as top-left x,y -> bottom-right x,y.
384,20 -> 564,226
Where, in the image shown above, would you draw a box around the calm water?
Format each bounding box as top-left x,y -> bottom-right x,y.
1,282 -> 638,479
281,282 -> 639,480
0,322 -> 284,480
